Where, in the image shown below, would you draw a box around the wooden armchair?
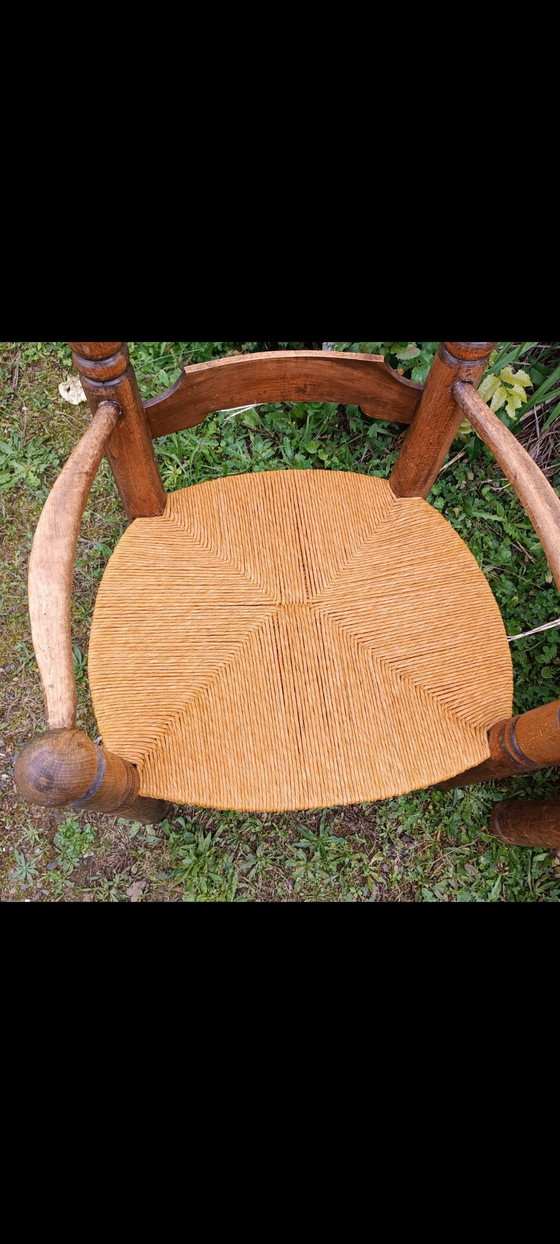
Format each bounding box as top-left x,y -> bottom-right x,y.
14,342 -> 560,849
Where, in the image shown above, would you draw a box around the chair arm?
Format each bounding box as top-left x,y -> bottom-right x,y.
28,400 -> 121,729
15,400 -> 170,825
438,385 -> 560,801
453,381 -> 560,592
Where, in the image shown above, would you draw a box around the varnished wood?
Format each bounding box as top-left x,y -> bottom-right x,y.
145,351 -> 423,438
14,730 -> 168,825
491,800 -> 560,848
70,344 -> 130,383
15,729 -> 99,802
69,342 -> 165,520
390,342 -> 497,498
439,699 -> 560,789
514,698 -> 560,766
447,343 -> 498,362
453,380 -> 560,591
28,401 -> 121,730
67,343 -> 124,360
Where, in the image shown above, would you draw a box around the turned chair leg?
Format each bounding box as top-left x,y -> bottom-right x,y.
390,342 -> 496,498
15,729 -> 169,826
491,801 -> 560,849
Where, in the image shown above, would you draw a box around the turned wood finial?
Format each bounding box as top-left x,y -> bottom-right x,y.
15,729 -> 100,805
15,729 -> 169,825
443,343 -> 497,363
68,342 -> 130,384
68,343 -> 123,358
65,341 -> 165,520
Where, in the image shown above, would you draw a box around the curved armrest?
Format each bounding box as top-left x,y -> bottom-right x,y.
453,381 -> 560,593
29,401 -> 121,729
17,398 -> 168,826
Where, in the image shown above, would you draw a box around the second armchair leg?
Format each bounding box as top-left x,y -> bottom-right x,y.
491,800 -> 560,849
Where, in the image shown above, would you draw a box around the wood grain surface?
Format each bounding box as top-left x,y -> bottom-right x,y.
145,350 -> 423,438
390,342 -> 497,498
28,400 -> 121,730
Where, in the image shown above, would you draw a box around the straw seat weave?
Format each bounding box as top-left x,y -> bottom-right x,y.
89,471 -> 513,811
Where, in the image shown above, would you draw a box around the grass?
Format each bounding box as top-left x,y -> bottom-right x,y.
1,340 -> 559,903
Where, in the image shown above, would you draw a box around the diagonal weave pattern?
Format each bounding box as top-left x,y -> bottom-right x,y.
89,472 -> 513,810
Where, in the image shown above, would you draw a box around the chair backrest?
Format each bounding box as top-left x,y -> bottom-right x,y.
67,341 -> 497,519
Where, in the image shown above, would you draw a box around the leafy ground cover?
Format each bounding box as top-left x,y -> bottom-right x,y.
1,341 -> 559,902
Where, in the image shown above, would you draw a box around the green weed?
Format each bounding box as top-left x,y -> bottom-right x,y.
53,815 -> 97,874
10,850 -> 41,884
0,432 -> 59,496
162,818 -> 240,903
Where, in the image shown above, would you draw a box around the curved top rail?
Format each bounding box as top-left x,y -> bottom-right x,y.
145,350 -> 423,439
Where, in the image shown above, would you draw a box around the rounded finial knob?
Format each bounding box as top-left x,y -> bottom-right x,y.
67,343 -> 123,360
14,729 -> 101,808
67,343 -> 129,383
444,342 -> 497,362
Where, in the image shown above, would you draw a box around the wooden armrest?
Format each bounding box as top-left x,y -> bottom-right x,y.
17,404 -> 170,828
29,401 -> 121,729
453,381 -> 560,592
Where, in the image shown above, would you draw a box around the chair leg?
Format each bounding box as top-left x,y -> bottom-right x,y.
14,729 -> 169,827
491,800 -> 560,849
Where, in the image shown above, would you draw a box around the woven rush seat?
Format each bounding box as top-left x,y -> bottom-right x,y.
88,470 -> 513,811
